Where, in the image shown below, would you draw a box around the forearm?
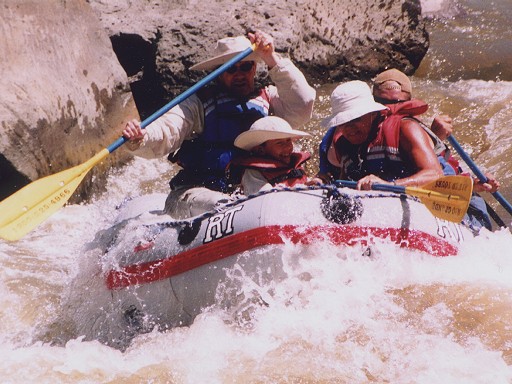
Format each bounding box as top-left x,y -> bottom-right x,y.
394,168 -> 444,187
133,95 -> 203,158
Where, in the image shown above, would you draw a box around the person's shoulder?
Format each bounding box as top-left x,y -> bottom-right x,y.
400,117 -> 423,130
399,118 -> 433,146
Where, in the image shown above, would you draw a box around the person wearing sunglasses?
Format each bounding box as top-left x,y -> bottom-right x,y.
122,30 -> 315,219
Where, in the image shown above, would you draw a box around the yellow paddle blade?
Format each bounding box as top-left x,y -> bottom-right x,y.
0,46 -> 259,242
406,175 -> 473,223
0,149 -> 109,241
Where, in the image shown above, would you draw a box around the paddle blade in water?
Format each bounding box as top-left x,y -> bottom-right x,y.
0,149 -> 109,241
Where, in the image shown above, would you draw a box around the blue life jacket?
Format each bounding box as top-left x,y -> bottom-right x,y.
337,138 -> 413,182
438,155 -> 457,175
318,126 -> 338,177
169,88 -> 271,192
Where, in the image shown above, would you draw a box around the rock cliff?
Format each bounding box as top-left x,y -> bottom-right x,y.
0,0 -> 428,201
0,1 -> 138,201
89,0 -> 428,118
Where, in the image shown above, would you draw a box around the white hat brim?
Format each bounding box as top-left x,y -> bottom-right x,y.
235,129 -> 311,151
321,102 -> 387,128
190,51 -> 261,71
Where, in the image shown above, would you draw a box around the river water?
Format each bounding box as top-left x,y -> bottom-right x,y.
1,0 -> 511,382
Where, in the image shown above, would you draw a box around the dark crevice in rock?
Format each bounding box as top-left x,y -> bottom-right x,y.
0,154 -> 30,201
110,33 -> 166,119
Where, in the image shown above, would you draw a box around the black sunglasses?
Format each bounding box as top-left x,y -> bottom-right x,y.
225,61 -> 255,74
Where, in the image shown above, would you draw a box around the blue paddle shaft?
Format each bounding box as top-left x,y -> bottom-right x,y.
335,180 -> 406,194
448,136 -> 512,215
106,46 -> 255,154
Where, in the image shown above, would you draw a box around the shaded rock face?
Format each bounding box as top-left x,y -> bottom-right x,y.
1,0 -> 428,202
89,0 -> 428,118
0,1 -> 137,201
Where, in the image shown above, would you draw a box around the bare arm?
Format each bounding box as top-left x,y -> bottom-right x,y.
473,172 -> 500,193
396,119 -> 444,186
356,120 -> 443,190
431,116 -> 501,193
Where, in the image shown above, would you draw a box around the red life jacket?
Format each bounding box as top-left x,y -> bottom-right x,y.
230,152 -> 311,187
447,156 -> 461,174
333,112 -> 413,181
384,99 -> 429,118
384,99 -> 461,175
326,101 -> 427,170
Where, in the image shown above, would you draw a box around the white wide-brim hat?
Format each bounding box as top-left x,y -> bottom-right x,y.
321,80 -> 387,128
190,36 -> 261,71
234,116 -> 311,151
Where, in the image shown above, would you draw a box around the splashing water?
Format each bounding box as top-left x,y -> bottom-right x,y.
1,0 -> 512,381
0,155 -> 511,383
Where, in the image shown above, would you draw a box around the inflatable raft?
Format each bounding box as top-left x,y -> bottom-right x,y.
92,184 -> 473,346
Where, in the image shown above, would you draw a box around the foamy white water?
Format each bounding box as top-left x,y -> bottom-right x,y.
2,0 -> 512,381
0,155 -> 511,383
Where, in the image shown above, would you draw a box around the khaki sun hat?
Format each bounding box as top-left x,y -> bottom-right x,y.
373,68 -> 412,94
190,36 -> 261,71
234,116 -> 311,151
321,80 -> 387,128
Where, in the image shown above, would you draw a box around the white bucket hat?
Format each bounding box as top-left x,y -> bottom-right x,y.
234,116 -> 311,151
321,80 -> 387,128
190,36 -> 261,71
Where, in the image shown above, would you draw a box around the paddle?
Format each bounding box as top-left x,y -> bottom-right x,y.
0,45 -> 256,242
447,135 -> 512,216
335,175 -> 473,223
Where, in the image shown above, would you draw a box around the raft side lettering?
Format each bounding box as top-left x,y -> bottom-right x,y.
435,217 -> 464,243
203,205 -> 244,243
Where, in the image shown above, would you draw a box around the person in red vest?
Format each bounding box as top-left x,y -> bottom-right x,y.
315,80 -> 444,190
229,116 -> 313,196
372,68 -> 460,176
372,68 -> 499,191
372,68 -> 500,231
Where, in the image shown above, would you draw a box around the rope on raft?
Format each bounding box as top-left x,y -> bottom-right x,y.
150,183 -> 418,230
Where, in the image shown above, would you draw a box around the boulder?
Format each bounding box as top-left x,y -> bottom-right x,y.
0,0 -> 137,201
88,0 -> 428,117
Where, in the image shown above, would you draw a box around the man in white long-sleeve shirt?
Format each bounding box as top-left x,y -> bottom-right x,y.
123,30 -> 316,218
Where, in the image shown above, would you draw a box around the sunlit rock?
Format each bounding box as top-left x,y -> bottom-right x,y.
0,1 -> 137,200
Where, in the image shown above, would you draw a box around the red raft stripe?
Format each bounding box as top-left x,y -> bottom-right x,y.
105,225 -> 458,290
